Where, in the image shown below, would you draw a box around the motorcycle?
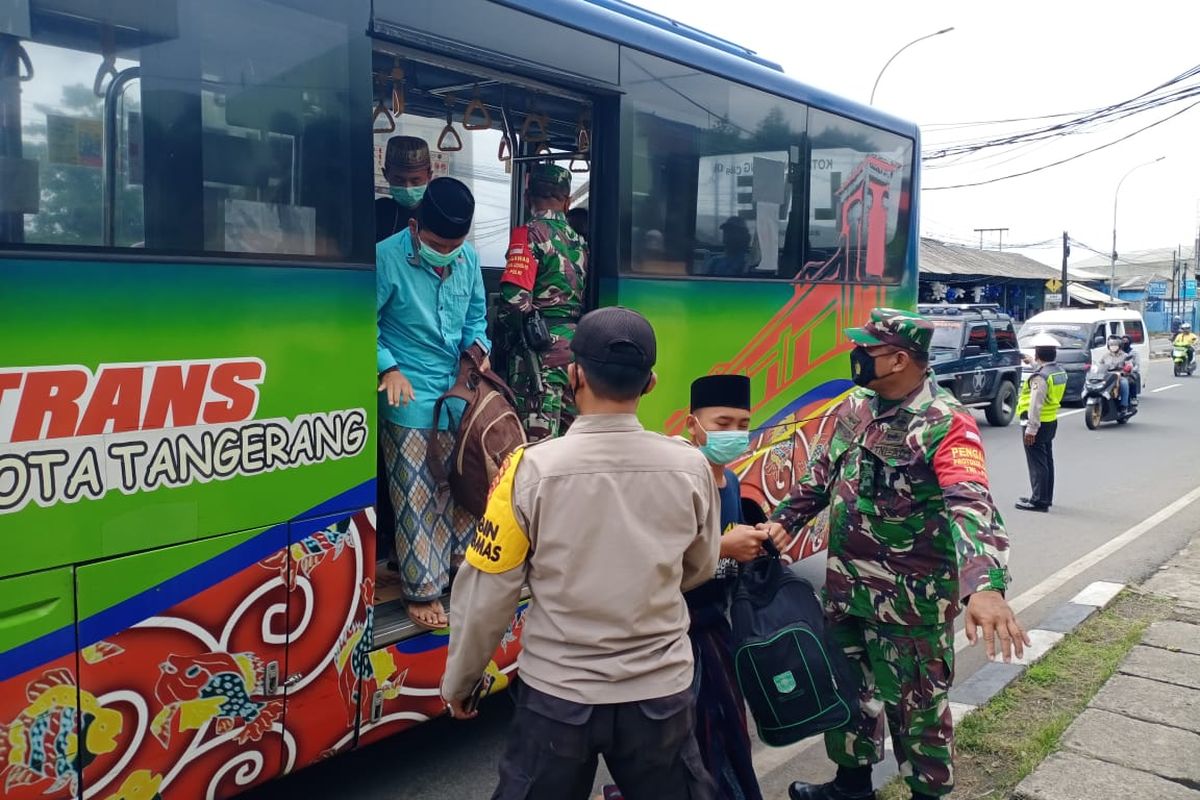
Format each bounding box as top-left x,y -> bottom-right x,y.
1084,363 -> 1137,429
1173,344 -> 1196,377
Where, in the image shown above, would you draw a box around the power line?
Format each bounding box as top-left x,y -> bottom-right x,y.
925,99 -> 1200,190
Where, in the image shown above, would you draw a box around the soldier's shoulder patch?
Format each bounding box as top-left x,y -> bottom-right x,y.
501,226 -> 536,291
930,411 -> 988,489
467,448 -> 530,574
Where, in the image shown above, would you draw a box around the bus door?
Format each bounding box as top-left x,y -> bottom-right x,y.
353,41 -> 592,747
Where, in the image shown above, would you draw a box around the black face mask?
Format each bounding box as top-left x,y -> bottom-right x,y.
850,347 -> 879,387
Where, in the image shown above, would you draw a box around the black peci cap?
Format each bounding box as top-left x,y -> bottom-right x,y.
690,374 -> 751,412
571,307 -> 656,369
419,177 -> 474,239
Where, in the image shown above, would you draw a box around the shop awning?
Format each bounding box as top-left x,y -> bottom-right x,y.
1067,283 -> 1128,306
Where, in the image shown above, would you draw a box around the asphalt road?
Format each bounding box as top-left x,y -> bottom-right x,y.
245,358 -> 1200,800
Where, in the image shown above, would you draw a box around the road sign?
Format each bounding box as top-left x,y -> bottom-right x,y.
1045,293 -> 1062,304
1045,279 -> 1062,292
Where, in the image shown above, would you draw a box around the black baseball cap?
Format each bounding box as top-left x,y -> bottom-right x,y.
571,307 -> 656,369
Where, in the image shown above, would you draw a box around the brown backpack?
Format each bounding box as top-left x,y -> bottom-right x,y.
428,353 -> 526,518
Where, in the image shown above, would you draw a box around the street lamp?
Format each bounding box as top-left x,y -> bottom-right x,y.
870,27 -> 955,105
1110,156 -> 1166,296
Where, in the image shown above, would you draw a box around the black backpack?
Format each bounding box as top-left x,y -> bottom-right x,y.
731,541 -> 856,747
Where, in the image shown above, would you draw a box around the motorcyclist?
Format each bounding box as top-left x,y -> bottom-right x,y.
1120,335 -> 1141,403
1097,334 -> 1132,411
1173,323 -> 1198,366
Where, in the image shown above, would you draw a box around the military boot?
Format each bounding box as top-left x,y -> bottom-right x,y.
788,781 -> 877,800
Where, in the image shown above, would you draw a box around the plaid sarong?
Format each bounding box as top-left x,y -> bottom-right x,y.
381,422 -> 477,601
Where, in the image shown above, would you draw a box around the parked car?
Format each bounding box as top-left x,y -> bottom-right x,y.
920,304 -> 1023,426
1018,308 -> 1151,403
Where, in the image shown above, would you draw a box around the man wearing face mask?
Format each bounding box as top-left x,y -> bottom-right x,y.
761,308 -> 1028,800
377,177 -> 490,630
602,375 -> 775,800
501,164 -> 588,442
441,307 -> 720,800
376,135 -> 433,243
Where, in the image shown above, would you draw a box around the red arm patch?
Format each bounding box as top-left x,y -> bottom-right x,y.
500,226 -> 536,291
931,412 -> 990,489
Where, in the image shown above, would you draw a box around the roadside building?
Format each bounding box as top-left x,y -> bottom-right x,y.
919,238 -> 1092,321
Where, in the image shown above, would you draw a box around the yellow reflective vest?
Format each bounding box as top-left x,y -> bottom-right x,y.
1017,363 -> 1067,422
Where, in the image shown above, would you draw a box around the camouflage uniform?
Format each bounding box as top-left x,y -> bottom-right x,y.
772,309 -> 1011,798
501,165 -> 588,442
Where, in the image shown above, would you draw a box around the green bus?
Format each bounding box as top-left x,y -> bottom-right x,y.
0,1 -> 918,796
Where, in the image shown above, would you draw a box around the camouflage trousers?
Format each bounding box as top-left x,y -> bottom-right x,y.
824,617 -> 955,797
509,362 -> 577,443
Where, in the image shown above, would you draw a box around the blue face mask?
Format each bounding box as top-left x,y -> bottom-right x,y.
390,184 -> 426,208
697,426 -> 750,465
419,240 -> 463,268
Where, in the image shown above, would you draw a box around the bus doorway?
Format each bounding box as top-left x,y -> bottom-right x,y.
363,44 -> 593,734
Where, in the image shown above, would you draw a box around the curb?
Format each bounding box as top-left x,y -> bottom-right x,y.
870,580 -> 1127,792
947,580 -> 1125,711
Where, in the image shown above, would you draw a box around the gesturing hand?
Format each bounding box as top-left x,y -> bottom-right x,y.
964,590 -> 1031,663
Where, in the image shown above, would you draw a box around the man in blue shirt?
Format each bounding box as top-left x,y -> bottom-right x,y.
377,177 -> 490,629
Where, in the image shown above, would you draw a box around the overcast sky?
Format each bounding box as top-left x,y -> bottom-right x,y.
636,0 -> 1200,269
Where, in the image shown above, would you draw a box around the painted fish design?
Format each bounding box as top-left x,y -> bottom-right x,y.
152,652 -> 281,747
259,520 -> 357,589
0,668 -> 122,795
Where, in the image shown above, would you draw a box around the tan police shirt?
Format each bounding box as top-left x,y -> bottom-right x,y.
441,413 -> 721,705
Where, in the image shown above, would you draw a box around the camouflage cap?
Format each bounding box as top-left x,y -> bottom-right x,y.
529,163 -> 571,194
385,135 -> 431,171
845,307 -> 933,355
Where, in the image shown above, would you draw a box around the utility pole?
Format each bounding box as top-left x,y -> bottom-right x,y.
1062,231 -> 1070,308
974,227 -> 1010,250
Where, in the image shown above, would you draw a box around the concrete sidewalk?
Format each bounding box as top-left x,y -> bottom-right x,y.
1014,537 -> 1200,800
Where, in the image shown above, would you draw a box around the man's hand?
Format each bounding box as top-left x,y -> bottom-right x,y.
964,590 -> 1031,663
443,695 -> 478,721
757,521 -> 791,553
1023,431 -> 1036,447
379,369 -> 415,406
720,525 -> 769,563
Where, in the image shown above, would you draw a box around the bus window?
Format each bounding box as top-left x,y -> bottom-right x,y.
621,49 -> 806,279
369,49 -> 591,269
800,108 -> 914,284
0,0 -> 369,262
0,8 -> 145,247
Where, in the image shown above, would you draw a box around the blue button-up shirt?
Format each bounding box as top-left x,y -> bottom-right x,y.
377,229 -> 491,429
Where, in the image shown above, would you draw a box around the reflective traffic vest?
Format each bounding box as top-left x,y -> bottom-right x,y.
1017,363 -> 1067,422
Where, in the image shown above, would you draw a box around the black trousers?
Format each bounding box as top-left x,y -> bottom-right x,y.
1023,420 -> 1057,507
491,683 -> 715,800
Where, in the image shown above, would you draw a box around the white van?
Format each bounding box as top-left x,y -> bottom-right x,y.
1018,308 -> 1150,402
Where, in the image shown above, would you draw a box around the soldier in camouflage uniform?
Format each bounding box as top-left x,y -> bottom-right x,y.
501,164 -> 588,442
763,308 -> 1030,800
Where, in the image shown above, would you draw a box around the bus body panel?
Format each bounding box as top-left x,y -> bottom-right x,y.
75,524 -> 288,799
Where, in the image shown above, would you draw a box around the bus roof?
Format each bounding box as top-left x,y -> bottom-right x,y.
580,0 -> 783,71
494,0 -> 920,139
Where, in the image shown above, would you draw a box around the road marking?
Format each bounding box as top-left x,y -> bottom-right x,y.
953,481 -> 1200,652
1058,408 -> 1085,418
1152,383 -> 1181,392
